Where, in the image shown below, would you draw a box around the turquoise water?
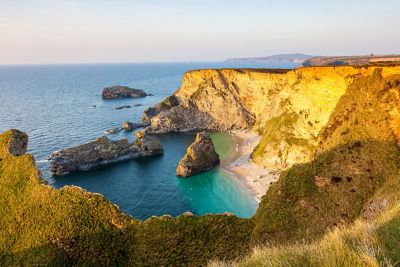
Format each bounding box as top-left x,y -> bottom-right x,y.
0,62 -> 297,219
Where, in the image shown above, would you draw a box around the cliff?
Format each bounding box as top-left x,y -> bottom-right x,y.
146,65 -> 400,170
3,64 -> 400,265
145,64 -> 400,248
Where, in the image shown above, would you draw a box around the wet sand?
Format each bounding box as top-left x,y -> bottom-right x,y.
220,131 -> 280,202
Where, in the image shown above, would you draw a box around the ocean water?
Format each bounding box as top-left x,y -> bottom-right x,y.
0,62 -> 297,220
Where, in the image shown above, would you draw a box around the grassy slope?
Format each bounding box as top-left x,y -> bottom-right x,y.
0,130 -> 253,266
213,205 -> 400,267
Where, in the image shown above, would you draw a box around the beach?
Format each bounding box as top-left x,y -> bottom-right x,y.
221,131 -> 280,202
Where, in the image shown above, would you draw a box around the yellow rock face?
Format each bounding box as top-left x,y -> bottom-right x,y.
166,65 -> 400,170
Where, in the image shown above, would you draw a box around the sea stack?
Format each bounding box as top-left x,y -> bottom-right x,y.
49,134 -> 163,175
176,132 -> 220,177
102,85 -> 148,99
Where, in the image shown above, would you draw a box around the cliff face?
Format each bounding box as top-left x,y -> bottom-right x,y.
147,65 -> 400,171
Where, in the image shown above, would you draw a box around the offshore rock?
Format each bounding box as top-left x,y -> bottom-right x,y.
49,135 -> 163,175
176,132 -> 220,177
114,105 -> 132,110
105,126 -> 121,134
102,85 -> 148,99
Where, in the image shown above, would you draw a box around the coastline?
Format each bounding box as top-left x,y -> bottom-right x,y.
220,130 -> 280,202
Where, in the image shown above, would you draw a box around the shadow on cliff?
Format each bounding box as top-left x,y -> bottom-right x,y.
251,138 -> 400,246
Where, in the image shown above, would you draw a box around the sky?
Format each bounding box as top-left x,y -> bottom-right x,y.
0,0 -> 399,64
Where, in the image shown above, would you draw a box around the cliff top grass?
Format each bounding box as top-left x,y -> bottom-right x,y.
212,204 -> 400,267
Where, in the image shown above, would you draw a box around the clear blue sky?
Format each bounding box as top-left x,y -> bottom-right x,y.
1,0 -> 399,64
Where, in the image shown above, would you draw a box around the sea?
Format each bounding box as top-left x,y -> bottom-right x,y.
0,62 -> 297,220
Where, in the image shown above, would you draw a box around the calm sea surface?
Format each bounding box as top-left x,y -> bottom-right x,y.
0,62 -> 297,219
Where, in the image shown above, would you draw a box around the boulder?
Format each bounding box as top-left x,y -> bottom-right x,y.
176,132 -> 220,177
5,129 -> 28,156
49,135 -> 163,175
105,127 -> 121,134
102,85 -> 148,99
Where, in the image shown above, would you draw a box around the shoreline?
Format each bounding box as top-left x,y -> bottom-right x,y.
220,130 -> 280,202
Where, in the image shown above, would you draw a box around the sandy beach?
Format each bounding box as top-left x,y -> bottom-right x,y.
221,131 -> 280,202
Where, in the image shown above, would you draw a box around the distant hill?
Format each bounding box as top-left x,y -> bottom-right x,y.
225,53 -> 313,63
302,54 -> 400,67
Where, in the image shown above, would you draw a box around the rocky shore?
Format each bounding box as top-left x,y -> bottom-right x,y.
49,134 -> 163,175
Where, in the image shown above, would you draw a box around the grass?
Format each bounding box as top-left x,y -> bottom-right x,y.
0,130 -> 253,266
211,205 -> 400,267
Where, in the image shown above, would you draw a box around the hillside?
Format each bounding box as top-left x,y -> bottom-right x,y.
2,64 -> 400,265
302,55 -> 400,66
225,54 -> 312,63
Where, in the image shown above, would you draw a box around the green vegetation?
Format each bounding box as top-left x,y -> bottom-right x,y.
212,205 -> 400,267
0,130 -> 253,266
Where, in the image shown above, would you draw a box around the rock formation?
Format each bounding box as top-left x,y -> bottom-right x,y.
3,129 -> 28,156
176,132 -> 220,177
142,95 -> 180,123
102,85 -> 148,99
49,135 -> 163,175
114,104 -> 132,110
121,121 -> 148,131
105,126 -> 120,134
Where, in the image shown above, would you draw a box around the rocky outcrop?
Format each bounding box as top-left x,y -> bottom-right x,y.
176,132 -> 220,177
50,135 -> 163,175
4,129 -> 28,156
114,104 -> 132,110
121,121 -> 148,131
105,126 -> 120,134
102,85 -> 148,99
142,95 -> 180,123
